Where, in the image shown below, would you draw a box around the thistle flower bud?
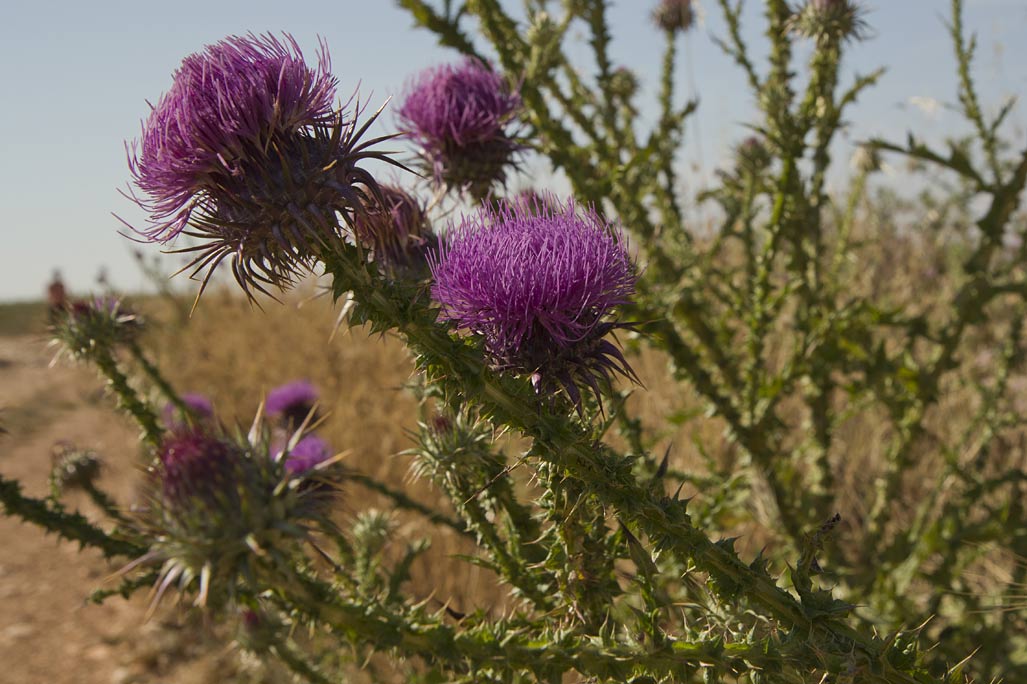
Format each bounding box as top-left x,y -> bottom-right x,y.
126,33 -> 397,296
49,442 -> 102,494
351,508 -> 395,556
609,66 -> 641,102
51,296 -> 141,361
429,194 -> 639,412
652,0 -> 696,33
266,380 -> 319,429
352,184 -> 435,274
398,59 -> 522,200
736,136 -> 772,173
792,0 -> 868,42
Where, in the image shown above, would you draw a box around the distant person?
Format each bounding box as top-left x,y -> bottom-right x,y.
47,270 -> 67,319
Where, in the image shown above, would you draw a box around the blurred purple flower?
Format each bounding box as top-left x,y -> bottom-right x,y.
126,33 -> 399,296
397,59 -> 521,198
281,435 -> 333,474
162,392 -> 214,428
266,380 -> 318,427
158,429 -> 241,507
430,194 -> 638,409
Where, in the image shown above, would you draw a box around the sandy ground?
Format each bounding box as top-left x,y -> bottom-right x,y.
0,335 -> 238,684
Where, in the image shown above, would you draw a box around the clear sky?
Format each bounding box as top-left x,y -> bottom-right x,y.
1,0 -> 1024,302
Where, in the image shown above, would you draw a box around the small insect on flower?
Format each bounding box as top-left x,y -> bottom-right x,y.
351,184 -> 435,275
125,33 -> 402,298
129,421 -> 339,612
429,194 -> 639,413
397,58 -> 522,200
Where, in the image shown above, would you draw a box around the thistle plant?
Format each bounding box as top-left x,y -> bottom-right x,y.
6,2 -> 1027,682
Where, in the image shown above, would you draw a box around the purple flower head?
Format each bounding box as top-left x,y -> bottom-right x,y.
652,0 -> 696,33
352,184 -> 435,273
397,59 -> 521,199
266,380 -> 319,427
162,392 -> 214,428
127,33 -> 399,297
281,435 -> 333,474
158,428 -> 242,508
430,195 -> 639,410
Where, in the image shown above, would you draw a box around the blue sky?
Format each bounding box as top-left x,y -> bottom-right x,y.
1,0 -> 1024,301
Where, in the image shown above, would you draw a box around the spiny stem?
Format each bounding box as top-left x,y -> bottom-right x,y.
93,347 -> 162,447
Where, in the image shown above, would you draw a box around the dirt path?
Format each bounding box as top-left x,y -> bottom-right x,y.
0,336 -> 240,684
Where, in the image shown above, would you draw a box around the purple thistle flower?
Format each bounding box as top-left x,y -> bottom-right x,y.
281,435 -> 333,474
430,195 -> 639,410
397,59 -> 521,199
266,380 -> 319,427
126,33 -> 400,297
652,0 -> 696,33
162,392 -> 214,428
158,429 -> 241,508
352,184 -> 435,273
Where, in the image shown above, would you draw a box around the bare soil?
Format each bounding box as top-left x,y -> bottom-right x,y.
0,335 -> 240,684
